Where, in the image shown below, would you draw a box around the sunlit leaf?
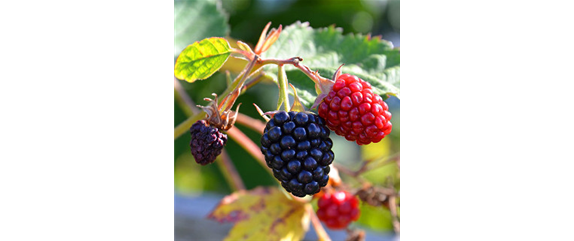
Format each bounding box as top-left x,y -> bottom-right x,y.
208,187 -> 310,241
174,37 -> 231,82
262,21 -> 400,107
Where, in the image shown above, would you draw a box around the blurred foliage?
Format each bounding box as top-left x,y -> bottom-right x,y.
221,0 -> 400,45
175,0 -> 400,233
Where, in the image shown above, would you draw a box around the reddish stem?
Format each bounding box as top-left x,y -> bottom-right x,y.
216,149 -> 246,191
226,126 -> 272,176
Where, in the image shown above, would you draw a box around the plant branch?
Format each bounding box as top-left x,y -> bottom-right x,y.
333,163 -> 368,184
277,64 -> 290,111
174,112 -> 205,140
174,73 -> 265,140
215,149 -> 245,191
362,153 -> 400,175
307,204 -> 331,241
226,126 -> 272,176
174,78 -> 200,116
259,57 -> 302,66
235,113 -> 265,134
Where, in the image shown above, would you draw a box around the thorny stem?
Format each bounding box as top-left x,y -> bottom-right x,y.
307,204 -> 332,241
235,113 -> 265,134
174,54 -> 309,140
259,57 -> 302,66
215,149 -> 246,191
226,126 -> 273,176
220,55 -> 260,114
174,73 -> 264,140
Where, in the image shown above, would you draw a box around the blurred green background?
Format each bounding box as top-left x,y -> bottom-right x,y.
175,0 -> 400,233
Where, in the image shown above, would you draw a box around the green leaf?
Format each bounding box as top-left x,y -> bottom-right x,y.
262,21 -> 400,108
174,0 -> 229,57
174,37 -> 231,82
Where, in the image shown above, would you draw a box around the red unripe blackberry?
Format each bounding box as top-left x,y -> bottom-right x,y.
260,111 -> 334,197
317,73 -> 392,145
190,120 -> 228,165
316,190 -> 360,229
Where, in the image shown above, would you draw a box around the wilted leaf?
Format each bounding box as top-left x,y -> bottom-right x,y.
262,21 -> 400,107
174,37 -> 231,82
208,187 -> 310,241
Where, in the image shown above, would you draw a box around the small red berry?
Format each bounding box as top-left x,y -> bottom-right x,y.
316,190 -> 360,229
318,73 -> 392,145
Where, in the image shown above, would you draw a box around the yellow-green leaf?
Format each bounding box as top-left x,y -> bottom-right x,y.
208,187 -> 310,241
174,37 -> 231,82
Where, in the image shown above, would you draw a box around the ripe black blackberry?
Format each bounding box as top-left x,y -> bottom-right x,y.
260,111 -> 334,197
190,93 -> 240,166
190,120 -> 228,165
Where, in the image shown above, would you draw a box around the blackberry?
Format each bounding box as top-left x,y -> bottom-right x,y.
260,111 -> 334,197
190,120 -> 228,165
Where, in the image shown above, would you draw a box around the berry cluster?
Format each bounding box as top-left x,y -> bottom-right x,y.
190,120 -> 228,165
316,191 -> 361,229
260,111 -> 334,197
318,73 -> 392,145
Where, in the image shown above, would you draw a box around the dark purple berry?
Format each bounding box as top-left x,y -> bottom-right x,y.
190,120 -> 227,165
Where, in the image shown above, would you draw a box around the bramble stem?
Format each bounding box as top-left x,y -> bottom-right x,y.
216,149 -> 246,191
307,205 -> 331,241
259,57 -> 302,66
277,64 -> 290,111
226,126 -> 273,176
220,55 -> 260,114
174,73 -> 264,140
235,113 -> 265,134
174,112 -> 205,140
362,153 -> 400,175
